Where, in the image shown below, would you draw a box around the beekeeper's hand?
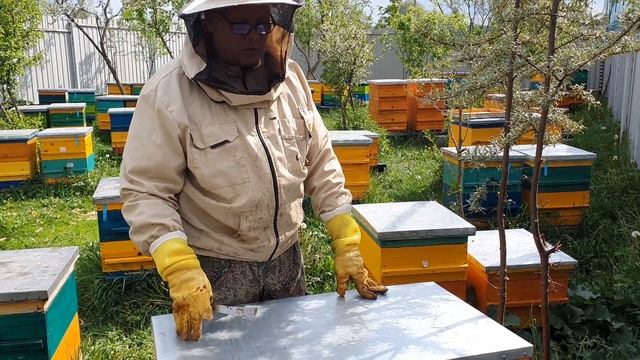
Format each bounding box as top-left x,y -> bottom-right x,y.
326,213 -> 388,299
152,238 -> 214,341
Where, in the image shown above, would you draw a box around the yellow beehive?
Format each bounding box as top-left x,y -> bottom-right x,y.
107,82 -> 133,95
0,130 -> 39,183
38,128 -> 93,161
111,132 -> 128,155
330,132 -> 372,200
307,80 -> 323,106
353,201 -> 476,300
407,79 -> 447,132
368,80 -> 410,132
467,229 -> 577,327
329,130 -> 380,167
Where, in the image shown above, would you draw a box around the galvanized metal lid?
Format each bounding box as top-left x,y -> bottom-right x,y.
440,145 -> 528,162
468,229 -> 578,272
48,102 -> 86,110
37,88 -> 68,93
367,79 -> 409,85
151,282 -> 533,360
96,95 -> 140,101
307,80 -> 321,84
37,126 -> 93,138
451,110 -> 506,120
411,78 -> 448,84
485,93 -> 506,100
108,107 -> 136,115
329,132 -> 372,146
352,201 -> 476,240
328,130 -> 380,139
0,247 -> 79,302
512,144 -> 597,162
92,177 -> 122,204
17,104 -> 50,113
0,129 -> 39,142
66,88 -> 96,93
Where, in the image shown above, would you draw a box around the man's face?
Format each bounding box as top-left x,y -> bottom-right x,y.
204,5 -> 272,68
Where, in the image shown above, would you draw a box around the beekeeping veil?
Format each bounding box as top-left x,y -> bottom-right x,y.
179,0 -> 303,96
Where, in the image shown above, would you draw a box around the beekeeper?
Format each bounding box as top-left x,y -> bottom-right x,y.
120,0 -> 387,341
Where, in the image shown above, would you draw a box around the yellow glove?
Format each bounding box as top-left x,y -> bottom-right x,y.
152,238 -> 214,341
326,213 -> 388,299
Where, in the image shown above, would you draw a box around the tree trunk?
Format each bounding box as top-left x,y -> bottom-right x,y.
456,108 -> 465,218
530,1 -> 561,358
496,0 -> 522,325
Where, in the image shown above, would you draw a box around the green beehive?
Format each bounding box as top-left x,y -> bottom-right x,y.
0,247 -> 81,360
47,103 -> 86,128
67,89 -> 96,123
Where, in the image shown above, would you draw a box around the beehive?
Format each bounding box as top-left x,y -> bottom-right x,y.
368,79 -> 409,132
467,229 -> 577,327
483,93 -> 507,109
329,132 -> 372,200
47,103 -> 86,128
513,144 -> 596,227
448,109 -> 506,147
407,78 -> 447,132
92,177 -> 155,278
352,201 -> 476,299
441,145 -> 527,219
321,84 -> 339,107
307,80 -> 322,106
130,83 -> 145,95
0,247 -> 81,360
353,83 -> 369,103
38,88 -> 67,105
67,88 -> 96,123
17,105 -> 49,124
0,129 -> 39,188
328,130 -> 380,167
108,108 -> 134,155
37,127 -> 95,183
96,95 -> 139,131
107,82 -> 133,95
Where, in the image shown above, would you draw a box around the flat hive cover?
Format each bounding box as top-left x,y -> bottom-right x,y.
38,88 -> 67,92
412,78 -> 448,84
485,93 -> 506,100
352,201 -> 476,241
48,103 -> 86,110
441,146 -> 528,162
67,88 -> 95,93
367,79 -> 408,85
329,130 -> 379,139
92,177 -> 122,204
37,126 -> 93,138
329,132 -> 373,146
17,105 -> 50,113
0,129 -> 39,142
152,282 -> 533,360
468,229 -> 578,272
0,247 -> 79,302
96,95 -> 139,101
512,144 -> 596,162
108,108 -> 136,115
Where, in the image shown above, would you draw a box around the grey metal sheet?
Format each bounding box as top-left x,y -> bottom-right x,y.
367,79 -> 408,85
329,130 -> 380,139
108,107 -> 136,115
37,88 -> 68,92
0,247 -> 79,302
92,177 -> 122,204
152,282 -> 533,360
468,229 -> 578,273
329,132 -> 372,146
485,94 -> 506,100
48,102 -> 86,110
440,146 -> 528,162
352,201 -> 476,241
0,129 -> 39,142
96,95 -> 140,101
452,112 -> 506,121
511,144 -> 597,162
412,78 -> 448,84
67,88 -> 96,93
37,126 -> 93,138
17,105 -> 50,113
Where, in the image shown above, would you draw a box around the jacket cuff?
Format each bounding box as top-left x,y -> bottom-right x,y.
149,230 -> 188,255
320,204 -> 352,222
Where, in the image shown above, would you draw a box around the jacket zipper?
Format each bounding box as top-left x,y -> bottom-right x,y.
254,108 -> 281,261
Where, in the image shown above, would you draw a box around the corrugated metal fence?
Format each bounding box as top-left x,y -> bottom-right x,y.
18,16 -> 406,103
589,52 -> 640,168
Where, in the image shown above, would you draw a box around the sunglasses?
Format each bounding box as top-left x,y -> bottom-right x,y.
218,12 -> 275,36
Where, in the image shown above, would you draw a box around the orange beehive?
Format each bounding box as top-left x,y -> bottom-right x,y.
407,78 -> 447,132
467,229 -> 577,327
368,80 -> 410,132
329,132 -> 372,200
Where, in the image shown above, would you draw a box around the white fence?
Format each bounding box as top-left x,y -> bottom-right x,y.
589,52 -> 640,168
18,16 -> 407,104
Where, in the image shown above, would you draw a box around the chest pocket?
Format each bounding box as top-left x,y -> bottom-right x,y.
279,108 -> 314,175
188,123 -> 250,190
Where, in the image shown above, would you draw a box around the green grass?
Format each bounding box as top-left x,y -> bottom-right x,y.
1,104 -> 639,358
